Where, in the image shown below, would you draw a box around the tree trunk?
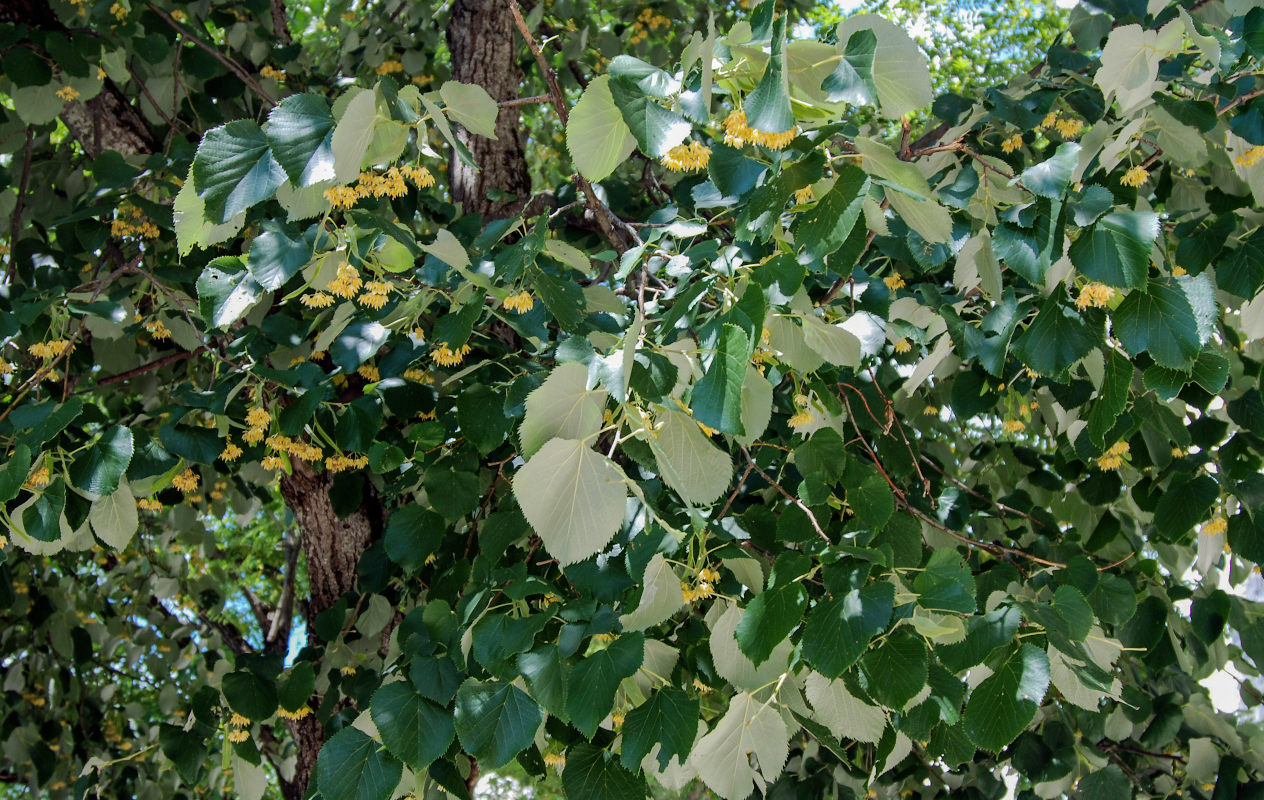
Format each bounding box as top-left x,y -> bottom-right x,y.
446,0 -> 533,216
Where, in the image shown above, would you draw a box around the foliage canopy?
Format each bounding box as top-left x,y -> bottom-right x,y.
3,0 -> 1264,799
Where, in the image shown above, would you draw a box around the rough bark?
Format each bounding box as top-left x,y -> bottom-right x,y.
446,0 -> 533,216
270,0 -> 293,46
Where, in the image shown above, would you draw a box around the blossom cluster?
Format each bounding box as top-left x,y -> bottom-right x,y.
722,109 -> 797,150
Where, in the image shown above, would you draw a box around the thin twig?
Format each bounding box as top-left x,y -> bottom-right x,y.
146,3 -> 275,106
498,94 -> 551,108
96,347 -> 206,386
739,445 -> 830,543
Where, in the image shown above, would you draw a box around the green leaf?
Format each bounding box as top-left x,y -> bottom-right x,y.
801,582 -> 894,678
648,410 -> 733,506
315,727 -> 402,800
735,582 -> 807,666
691,324 -> 750,436
938,605 -> 1022,673
1154,474 -> 1218,542
331,88 -> 378,184
913,549 -> 976,614
620,688 -> 699,771
1020,142 -> 1080,200
562,744 -> 646,800
1217,229 -> 1264,299
848,471 -> 894,530
192,120 -> 287,223
567,76 -> 638,182
247,220 -> 315,291
266,93 -> 336,187
692,692 -> 788,800
835,15 -> 932,117
159,724 -> 204,785
23,477 -> 65,543
962,644 -> 1050,752
278,662 -> 315,711
1013,285 -> 1102,376
370,682 -> 455,770
514,439 -> 628,566
619,553 -> 685,631
1088,349 -> 1132,448
89,480 -> 138,550
222,671 -> 277,721
1079,765 -> 1131,800
791,165 -> 868,259
529,265 -> 587,330
331,321 -> 389,372
608,77 -> 692,158
520,362 -> 607,459
804,672 -> 886,743
821,29 -> 878,105
608,55 -> 676,98
453,679 -> 542,769
383,506 -> 444,572
1068,211 -> 1159,289
196,256 -> 264,330
566,633 -> 644,737
737,151 -> 825,242
853,136 -> 950,243
1112,279 -> 1202,369
858,628 -> 927,710
69,425 -> 133,497
0,445 -> 32,505
745,15 -> 793,134
439,80 -> 499,139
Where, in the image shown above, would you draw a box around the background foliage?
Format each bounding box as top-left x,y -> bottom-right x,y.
3,0 -> 1264,799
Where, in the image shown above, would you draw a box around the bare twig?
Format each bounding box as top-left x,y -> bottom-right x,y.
739,445 -> 830,543
498,94 -> 551,109
146,3 -> 275,106
96,347 -> 206,386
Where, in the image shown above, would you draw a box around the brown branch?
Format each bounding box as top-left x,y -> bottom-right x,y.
506,0 -> 634,254
146,3 -> 275,106
95,347 -> 205,386
1220,85 -> 1264,116
269,0 -> 292,46
5,126 -> 32,283
917,455 -> 1044,526
739,445 -> 830,543
266,534 -> 301,651
241,585 -> 273,633
1097,740 -> 1186,764
901,500 -> 1066,569
498,94 -> 550,108
716,464 -> 754,521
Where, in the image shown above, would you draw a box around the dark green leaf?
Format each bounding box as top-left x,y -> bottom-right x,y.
370,682 -> 455,770
735,582 -> 807,666
691,324 -> 750,436
247,220 -> 315,291
858,628 -> 927,710
196,256 -> 264,330
331,321 -> 389,372
1217,229 -> 1264,299
1112,279 -> 1202,369
1019,142 -> 1080,199
454,679 -> 542,769
383,506 -> 444,572
802,582 -> 895,678
562,744 -> 647,800
566,633 -> 644,737
791,165 -> 869,260
620,688 -> 699,771
1154,474 -> 1218,542
315,727 -> 402,800
192,120 -> 287,223
962,644 -> 1050,752
745,16 -> 794,134
1013,286 -> 1101,376
222,671 -> 277,721
266,93 -> 336,187
23,477 -> 65,542
69,425 -> 133,497
821,29 -> 878,105
1068,211 -> 1158,289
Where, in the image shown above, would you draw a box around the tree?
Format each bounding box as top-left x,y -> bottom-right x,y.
2,0 -> 1264,798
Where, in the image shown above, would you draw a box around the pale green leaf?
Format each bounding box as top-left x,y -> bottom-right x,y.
619,553 -> 685,631
519,362 -> 607,458
835,15 -> 932,118
803,671 -> 886,744
690,692 -> 789,800
89,479 -> 138,550
709,602 -> 792,692
514,439 -> 628,566
331,88 -> 378,184
440,81 -> 500,139
567,76 -> 638,182
647,410 -> 732,506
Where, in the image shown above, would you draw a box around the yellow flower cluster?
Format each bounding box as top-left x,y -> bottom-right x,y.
276,706 -> 312,721
144,320 -> 171,340
261,455 -> 286,470
893,338 -> 912,354
170,9 -> 186,21
109,2 -> 126,21
24,466 -> 51,489
1172,266 -> 1187,276
243,406 -> 270,444
357,364 -> 380,381
543,752 -> 566,771
1120,165 -> 1150,188
1001,419 -> 1026,435
1234,145 -> 1264,168
267,434 -> 323,463
172,469 -> 200,494
0,360 -> 13,374
923,405 -> 939,416
661,141 -> 712,172
1095,440 -> 1130,470
682,567 -> 720,604
629,7 -> 671,43
326,165 -> 435,210
0,535 -> 7,549
403,368 -> 428,382
340,666 -> 357,676
326,454 -> 369,473
220,439 -> 243,462
375,60 -> 404,75
260,65 -> 286,82
227,728 -> 249,743
502,291 -> 535,314
327,263 -> 363,299
137,498 -> 163,512
1200,517 -> 1228,537
1075,282 -> 1115,310
112,203 -> 160,239
884,274 -> 906,290
56,85 -> 81,102
794,186 -> 814,205
432,343 -> 472,367
722,109 -> 796,150
1001,133 -> 1023,153
359,280 -> 392,310
300,292 -> 335,308
29,339 -> 72,359
788,409 -> 814,429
